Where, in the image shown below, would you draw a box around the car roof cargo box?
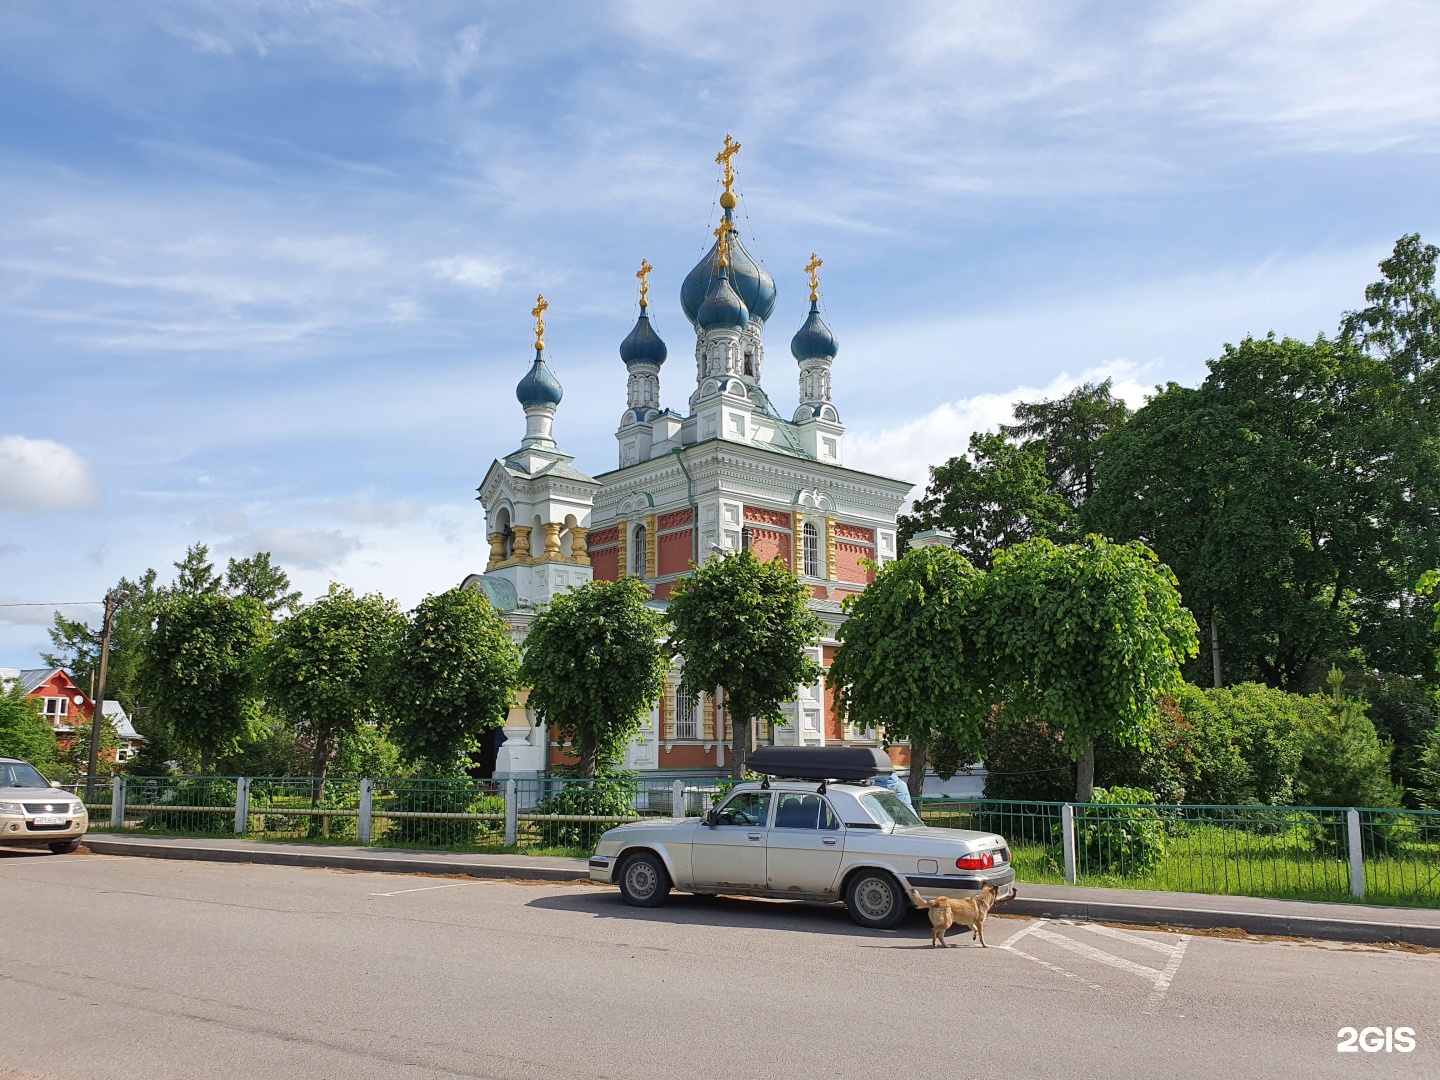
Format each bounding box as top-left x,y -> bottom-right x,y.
746,746 -> 893,782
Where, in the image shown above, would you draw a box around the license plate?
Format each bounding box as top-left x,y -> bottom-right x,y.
32,815 -> 67,826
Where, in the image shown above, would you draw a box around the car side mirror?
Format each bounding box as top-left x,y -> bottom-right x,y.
702,810 -> 718,827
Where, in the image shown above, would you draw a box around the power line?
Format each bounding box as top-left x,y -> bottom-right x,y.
0,601 -> 103,607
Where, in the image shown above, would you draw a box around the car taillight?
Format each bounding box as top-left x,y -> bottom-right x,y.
956,851 -> 994,870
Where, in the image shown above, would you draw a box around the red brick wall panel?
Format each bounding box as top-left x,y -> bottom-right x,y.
835,523 -> 875,543
588,526 -> 619,548
590,547 -> 619,582
657,529 -> 693,575
657,508 -> 694,531
748,527 -> 791,568
744,506 -> 794,529
835,541 -> 873,584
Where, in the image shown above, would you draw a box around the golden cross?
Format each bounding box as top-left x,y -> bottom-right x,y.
805,253 -> 823,302
531,293 -> 548,351
636,259 -> 653,308
715,134 -> 741,196
713,221 -> 731,268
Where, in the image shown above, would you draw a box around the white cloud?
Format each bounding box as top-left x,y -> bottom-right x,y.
239,527 -> 361,570
847,362 -> 1152,496
0,435 -> 98,513
427,255 -> 507,290
320,495 -> 425,526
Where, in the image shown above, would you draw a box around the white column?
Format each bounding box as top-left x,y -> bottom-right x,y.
1061,804 -> 1077,885
234,777 -> 249,835
1347,808 -> 1365,899
358,779 -> 373,845
673,779 -> 686,819
110,775 -> 126,829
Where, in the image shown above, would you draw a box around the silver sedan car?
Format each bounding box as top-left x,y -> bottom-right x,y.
0,757 -> 89,854
590,777 -> 1014,928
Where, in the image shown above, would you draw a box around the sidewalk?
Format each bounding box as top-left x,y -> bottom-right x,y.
80,834 -> 1440,947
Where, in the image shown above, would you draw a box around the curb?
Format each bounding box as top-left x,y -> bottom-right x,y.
82,838 -> 1438,947
1004,895 -> 1440,949
82,837 -> 591,883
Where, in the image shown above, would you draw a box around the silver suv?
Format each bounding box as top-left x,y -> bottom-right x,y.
0,757 -> 89,854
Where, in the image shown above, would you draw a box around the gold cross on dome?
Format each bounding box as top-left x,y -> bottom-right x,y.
636,259 -> 653,308
713,221 -> 732,268
805,253 -> 823,302
715,134 -> 741,198
531,293 -> 549,351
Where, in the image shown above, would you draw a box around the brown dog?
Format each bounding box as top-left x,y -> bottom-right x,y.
909,883 -> 1018,947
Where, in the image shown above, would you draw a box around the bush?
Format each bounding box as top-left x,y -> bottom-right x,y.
138,777 -> 237,835
535,776 -> 637,849
981,709 -> 1074,802
0,684 -> 59,774
381,781 -> 504,848
1069,786 -> 1166,875
1294,674 -> 1403,809
1174,683 -> 1305,806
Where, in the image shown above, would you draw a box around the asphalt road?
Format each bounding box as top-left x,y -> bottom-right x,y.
1,850 -> 1435,1080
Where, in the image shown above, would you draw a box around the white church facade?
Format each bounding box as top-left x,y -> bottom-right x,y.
462,139 -> 977,790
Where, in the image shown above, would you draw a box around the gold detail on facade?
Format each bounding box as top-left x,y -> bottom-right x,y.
542,522 -> 563,560
636,259 -> 653,309
702,692 -> 716,741
716,134 -> 740,210
616,521 -> 628,578
825,517 -> 838,581
511,525 -> 533,563
531,293 -> 549,351
791,510 -> 804,573
645,513 -> 658,578
713,220 -> 731,268
805,253 -> 823,304
570,526 -> 589,563
486,531 -> 507,570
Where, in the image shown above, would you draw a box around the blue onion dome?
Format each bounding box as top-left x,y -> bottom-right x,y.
515,349 -> 563,408
790,300 -> 838,361
681,212 -> 777,325
619,307 -> 668,366
696,267 -> 750,331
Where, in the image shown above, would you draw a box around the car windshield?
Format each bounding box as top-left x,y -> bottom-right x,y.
1,762 -> 51,788
861,790 -> 923,828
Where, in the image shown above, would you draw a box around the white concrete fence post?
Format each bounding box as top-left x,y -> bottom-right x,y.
358,778 -> 373,845
110,775 -> 126,829
505,780 -> 518,847
1347,808 -> 1365,899
234,777 -> 249,835
1061,803 -> 1077,885
673,779 -> 686,818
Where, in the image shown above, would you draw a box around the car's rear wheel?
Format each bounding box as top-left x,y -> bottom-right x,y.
48,840 -> 81,855
617,851 -> 671,907
845,869 -> 908,929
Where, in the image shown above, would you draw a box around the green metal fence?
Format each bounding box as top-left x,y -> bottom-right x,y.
60,775 -> 1439,908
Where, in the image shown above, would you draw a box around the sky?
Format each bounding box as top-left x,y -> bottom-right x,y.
2,0 -> 1439,666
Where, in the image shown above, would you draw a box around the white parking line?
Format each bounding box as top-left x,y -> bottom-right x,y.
1144,934 -> 1189,1015
995,919 -> 1189,1009
1029,926 -> 1163,981
367,882 -> 473,897
1077,921 -> 1180,954
997,920 -> 1105,991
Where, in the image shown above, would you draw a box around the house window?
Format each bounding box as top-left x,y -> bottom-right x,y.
632,525 -> 647,577
675,693 -> 699,740
44,697 -> 69,719
803,522 -> 820,578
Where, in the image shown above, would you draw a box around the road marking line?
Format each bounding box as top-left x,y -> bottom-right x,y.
1078,921 -> 1181,954
1144,935 -> 1189,1014
1004,944 -> 1105,991
367,883 -> 473,897
997,918 -> 1045,948
1028,927 -> 1163,981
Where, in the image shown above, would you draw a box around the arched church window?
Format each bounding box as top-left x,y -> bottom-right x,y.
632,525 -> 647,577
743,352 -> 754,377
803,522 -> 820,578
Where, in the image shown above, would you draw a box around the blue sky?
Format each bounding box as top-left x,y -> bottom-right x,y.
3,0 -> 1439,665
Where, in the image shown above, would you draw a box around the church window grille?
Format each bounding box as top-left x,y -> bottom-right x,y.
632,525 -> 647,577
675,692 -> 699,740
803,522 -> 820,577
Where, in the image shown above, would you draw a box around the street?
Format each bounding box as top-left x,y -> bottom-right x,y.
1,849 -> 1435,1079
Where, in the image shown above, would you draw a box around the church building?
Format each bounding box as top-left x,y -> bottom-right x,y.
464,138 -> 915,780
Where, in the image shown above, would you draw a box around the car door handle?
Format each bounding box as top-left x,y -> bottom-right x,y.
747,833 -> 762,842
822,838 -> 837,846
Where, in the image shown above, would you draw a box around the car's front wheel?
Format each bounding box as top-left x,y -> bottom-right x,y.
617,851 -> 672,908
48,840 -> 82,855
845,870 -> 909,929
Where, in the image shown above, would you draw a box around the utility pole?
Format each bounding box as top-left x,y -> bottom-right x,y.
86,591 -> 119,801
1209,611 -> 1224,689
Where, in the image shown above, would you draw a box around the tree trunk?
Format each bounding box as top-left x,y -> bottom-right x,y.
1209,611 -> 1224,689
907,730 -> 928,802
1075,742 -> 1096,803
730,715 -> 749,780
311,733 -> 330,807
579,733 -> 597,778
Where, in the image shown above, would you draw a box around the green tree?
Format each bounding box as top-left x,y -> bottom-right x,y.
173,543 -> 225,597
979,535 -> 1199,801
899,431 -> 1071,568
828,546 -> 991,800
55,715 -> 122,777
1340,233 -> 1440,382
262,584 -> 403,786
384,588 -> 520,773
1002,378 -> 1133,507
140,593 -> 271,772
0,683 -> 59,773
520,578 -> 669,777
44,567 -> 163,718
1415,723 -> 1440,810
1294,672 -> 1403,808
1089,334 -> 1418,688
667,550 -> 825,779
226,552 -> 302,617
